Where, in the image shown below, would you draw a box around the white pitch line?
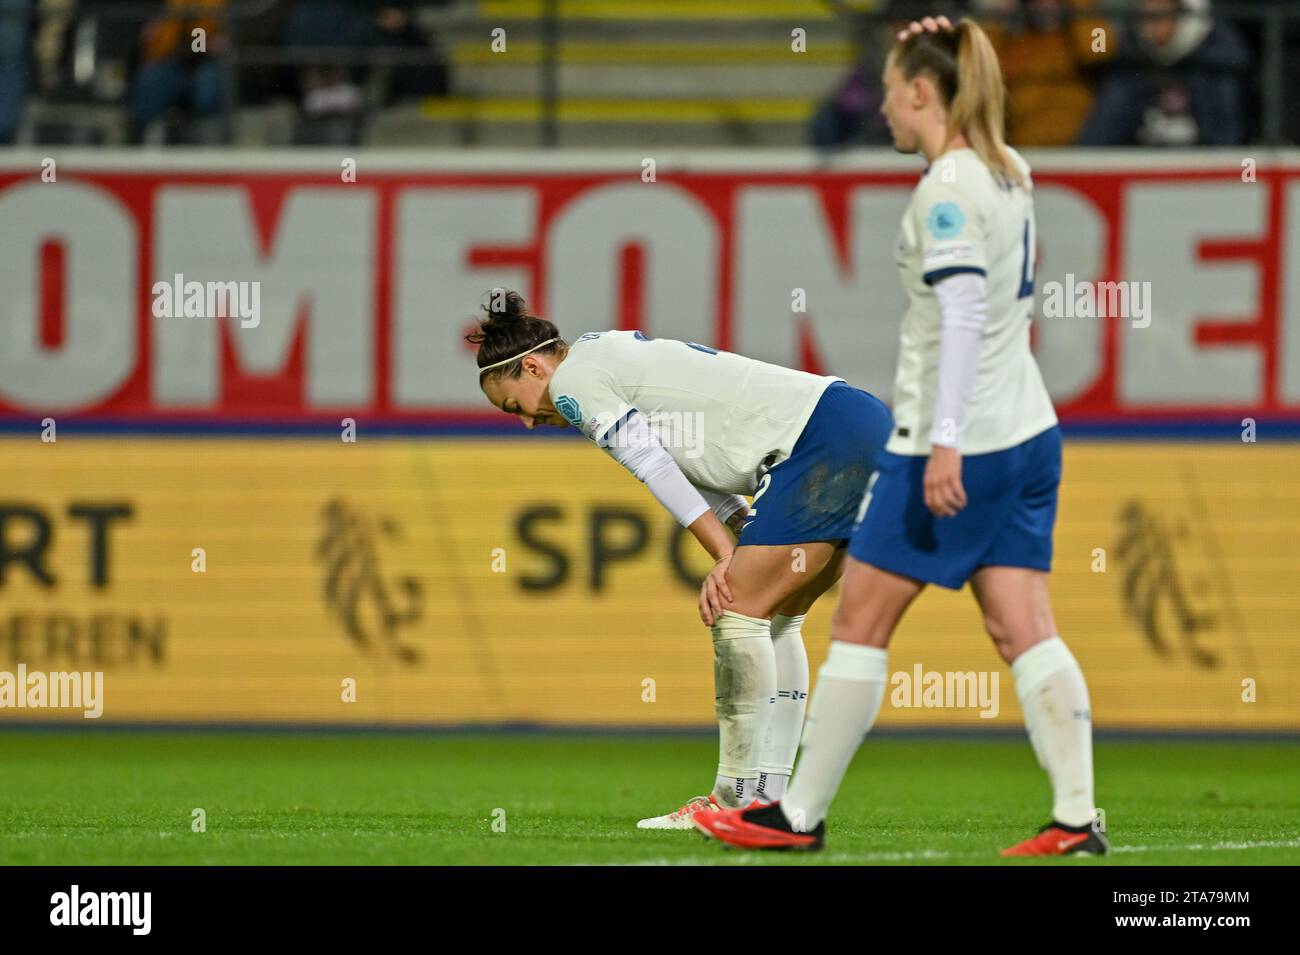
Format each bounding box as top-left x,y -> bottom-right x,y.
618,848 -> 953,866
1112,839 -> 1300,853
594,837 -> 1300,865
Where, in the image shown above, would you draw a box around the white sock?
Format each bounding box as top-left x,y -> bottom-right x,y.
756,612 -> 809,804
755,773 -> 785,803
711,610 -> 776,808
781,641 -> 888,831
1012,636 -> 1096,828
714,774 -> 756,807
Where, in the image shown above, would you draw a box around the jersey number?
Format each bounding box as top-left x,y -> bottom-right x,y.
746,472 -> 773,523
631,334 -> 718,355
1018,219 -> 1035,300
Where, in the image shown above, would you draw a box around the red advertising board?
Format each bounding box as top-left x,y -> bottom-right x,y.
1,150 -> 1297,427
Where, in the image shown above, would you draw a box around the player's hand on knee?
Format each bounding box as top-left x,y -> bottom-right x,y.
924,445 -> 967,518
897,15 -> 952,42
699,552 -> 734,626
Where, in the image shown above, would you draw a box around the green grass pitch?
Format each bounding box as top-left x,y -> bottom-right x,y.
1,730 -> 1296,865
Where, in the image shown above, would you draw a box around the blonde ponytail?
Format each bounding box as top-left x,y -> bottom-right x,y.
949,19 -> 1022,188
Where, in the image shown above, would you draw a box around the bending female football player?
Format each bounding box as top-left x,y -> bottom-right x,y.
697,15 -> 1106,856
468,291 -> 892,829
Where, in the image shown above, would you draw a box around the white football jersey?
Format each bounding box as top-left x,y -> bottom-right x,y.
547,331 -> 840,494
889,147 -> 1057,456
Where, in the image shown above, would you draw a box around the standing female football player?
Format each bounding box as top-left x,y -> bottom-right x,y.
697,15 -> 1106,856
467,291 -> 892,829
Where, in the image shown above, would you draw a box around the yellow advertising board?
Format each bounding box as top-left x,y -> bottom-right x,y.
0,438 -> 1296,730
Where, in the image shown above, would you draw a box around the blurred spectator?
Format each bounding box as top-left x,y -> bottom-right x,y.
280,0 -> 449,121
1076,0 -> 1251,146
131,0 -> 227,141
31,0 -> 69,99
810,1 -> 964,148
1288,8 -> 1300,145
977,0 -> 1113,146
810,59 -> 892,148
0,0 -> 30,143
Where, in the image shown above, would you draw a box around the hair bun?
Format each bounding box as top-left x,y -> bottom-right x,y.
481,288 -> 530,325
466,288 -> 565,377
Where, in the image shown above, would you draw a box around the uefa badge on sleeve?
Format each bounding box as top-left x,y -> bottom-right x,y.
926,201 -> 966,240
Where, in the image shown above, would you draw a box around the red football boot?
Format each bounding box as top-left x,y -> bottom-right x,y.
1002,819 -> 1110,857
694,801 -> 824,851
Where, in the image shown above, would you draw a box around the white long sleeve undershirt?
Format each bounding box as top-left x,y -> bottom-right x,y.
600,410 -> 711,526
929,272 -> 990,450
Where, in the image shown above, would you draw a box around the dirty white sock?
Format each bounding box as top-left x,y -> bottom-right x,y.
1012,636 -> 1096,828
756,612 -> 809,803
711,609 -> 775,808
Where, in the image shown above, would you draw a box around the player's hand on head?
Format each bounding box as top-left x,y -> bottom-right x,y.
897,15 -> 952,42
699,552 -> 735,626
923,445 -> 967,518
